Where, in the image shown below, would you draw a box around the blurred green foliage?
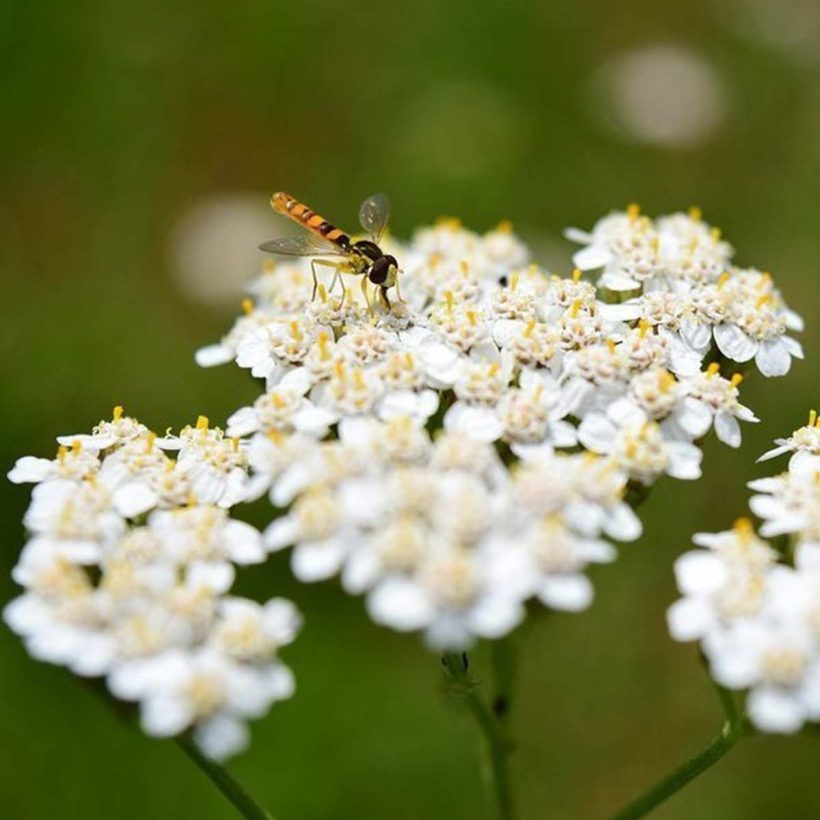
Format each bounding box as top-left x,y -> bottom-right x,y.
1,1 -> 818,818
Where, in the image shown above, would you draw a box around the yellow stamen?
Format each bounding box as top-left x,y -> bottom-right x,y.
606,338 -> 617,354
317,283 -> 328,302
572,268 -> 582,282
706,363 -> 720,377
488,362 -> 501,377
196,415 -> 209,431
436,216 -> 461,230
730,373 -> 744,388
144,431 -> 157,453
444,290 -> 454,313
495,219 -> 513,234
510,272 -> 520,291
466,310 -> 478,326
57,445 -> 68,463
267,429 -> 284,444
717,272 -> 731,288
570,299 -> 582,319
263,258 -> 276,272
759,272 -> 772,289
333,361 -> 346,380
523,319 -> 536,339
71,439 -> 82,455
659,370 -> 675,392
113,405 -> 124,421
241,298 -> 254,315
688,206 -> 702,221
459,260 -> 470,275
626,203 -> 640,221
651,236 -> 660,252
756,294 -> 771,309
317,331 -> 331,360
271,392 -> 286,409
231,437 -> 240,452
289,320 -> 303,341
809,409 -> 817,427
353,370 -> 366,389
733,517 -> 753,539
638,318 -> 651,338
711,227 -> 722,242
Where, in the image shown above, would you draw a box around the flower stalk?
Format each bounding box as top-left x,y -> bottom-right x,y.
177,736 -> 274,820
610,665 -> 749,820
443,650 -> 515,820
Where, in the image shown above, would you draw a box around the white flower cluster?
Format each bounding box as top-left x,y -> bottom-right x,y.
193,206 -> 802,649
668,413 -> 820,734
568,205 -> 804,378
5,408 -> 301,760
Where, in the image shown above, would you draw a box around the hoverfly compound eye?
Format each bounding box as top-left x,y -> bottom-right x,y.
368,257 -> 390,285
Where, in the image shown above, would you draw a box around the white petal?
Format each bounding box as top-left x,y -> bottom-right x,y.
747,687 -> 805,734
7,457 -> 53,484
679,319 -> 712,353
194,715 -> 249,761
141,695 -> 194,737
444,403 -> 504,443
367,578 -> 434,631
113,482 -> 158,518
577,413 -> 617,454
291,539 -> 346,582
675,398 -> 713,439
714,324 -> 757,362
225,406 -> 260,438
667,598 -> 714,642
195,344 -> 234,368
603,504 -> 642,542
674,552 -> 727,595
755,338 -> 791,377
468,595 -> 524,637
666,442 -> 703,480
538,575 -> 593,611
714,412 -> 741,448
572,244 -> 612,270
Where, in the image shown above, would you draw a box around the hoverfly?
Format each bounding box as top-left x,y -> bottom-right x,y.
259,192 -> 401,309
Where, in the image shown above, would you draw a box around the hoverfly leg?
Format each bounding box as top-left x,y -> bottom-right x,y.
310,260 -> 320,301
394,274 -> 403,304
360,276 -> 373,311
380,286 -> 391,310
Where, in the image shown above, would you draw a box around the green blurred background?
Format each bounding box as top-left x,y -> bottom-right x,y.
1,0 -> 818,817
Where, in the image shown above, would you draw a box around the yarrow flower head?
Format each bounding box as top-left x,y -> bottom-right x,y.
5,408 -> 301,761
668,414 -> 820,735
187,203 -> 801,649
6,201 -> 807,763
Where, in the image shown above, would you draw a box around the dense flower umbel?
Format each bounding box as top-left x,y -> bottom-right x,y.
668,414 -> 820,734
193,206 -> 802,648
5,206 -> 808,756
5,408 -> 301,761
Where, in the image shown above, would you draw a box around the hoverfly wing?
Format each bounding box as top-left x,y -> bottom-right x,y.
358,193 -> 391,242
258,235 -> 345,257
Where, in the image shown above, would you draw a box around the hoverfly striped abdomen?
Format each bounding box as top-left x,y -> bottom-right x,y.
271,191 -> 351,250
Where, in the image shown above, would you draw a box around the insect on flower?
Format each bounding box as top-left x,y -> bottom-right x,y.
260,192 -> 402,309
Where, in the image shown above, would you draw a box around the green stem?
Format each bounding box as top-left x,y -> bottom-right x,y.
610,658 -> 748,820
443,651 -> 515,820
610,721 -> 742,820
177,736 -> 273,820
490,638 -> 516,727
